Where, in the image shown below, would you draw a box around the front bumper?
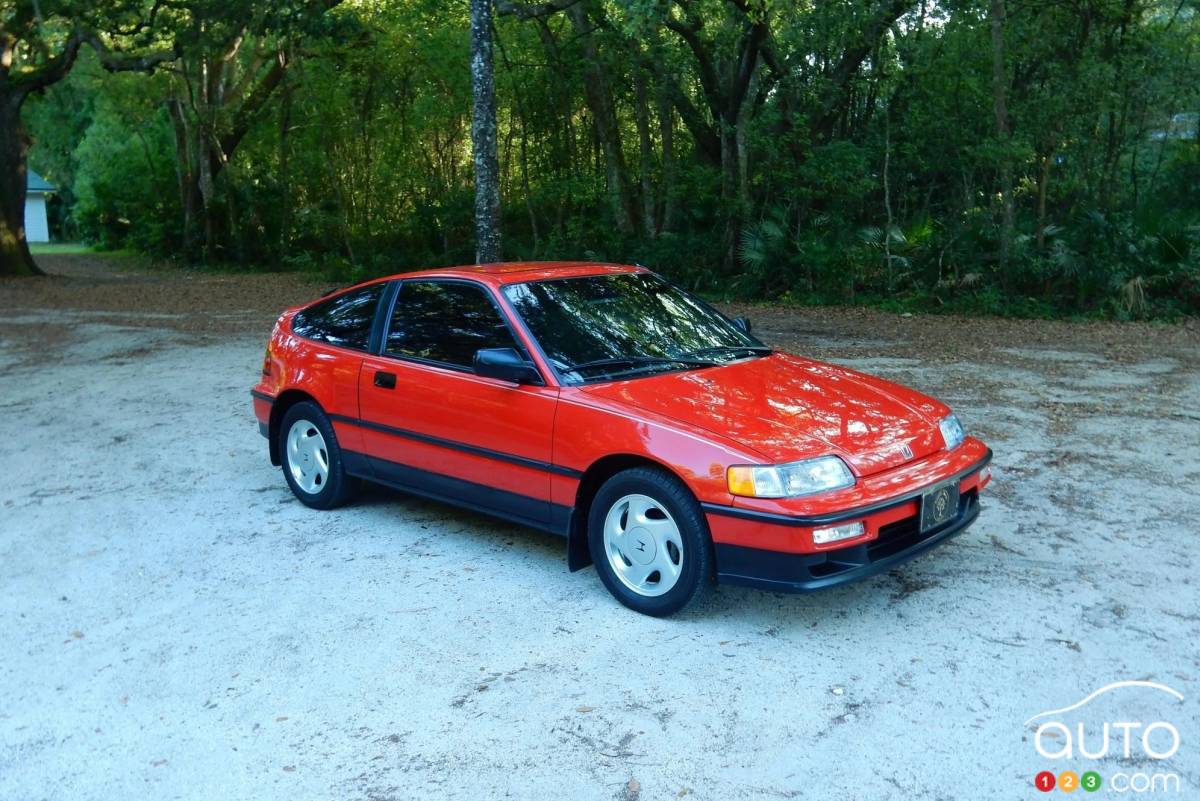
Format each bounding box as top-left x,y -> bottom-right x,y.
713,485 -> 983,593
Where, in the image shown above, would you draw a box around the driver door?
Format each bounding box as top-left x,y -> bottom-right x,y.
357,279 -> 561,530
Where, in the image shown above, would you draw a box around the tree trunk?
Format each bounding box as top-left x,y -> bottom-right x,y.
0,94 -> 45,277
1035,151 -> 1052,251
165,40 -> 295,263
0,25 -> 176,276
656,86 -> 676,234
735,64 -> 759,211
720,125 -> 740,269
989,0 -> 1015,274
197,135 -> 218,259
324,138 -> 356,263
633,71 -> 656,237
277,73 -> 294,264
659,7 -> 766,269
167,98 -> 202,257
470,0 -> 503,263
883,110 -> 895,291
566,3 -> 638,236
0,31 -> 91,278
494,27 -> 540,250
519,112 -> 540,250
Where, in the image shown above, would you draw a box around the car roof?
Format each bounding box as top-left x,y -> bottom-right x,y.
299,262 -> 648,311
383,261 -> 644,286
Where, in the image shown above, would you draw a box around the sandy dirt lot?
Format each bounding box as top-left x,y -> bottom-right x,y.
2,256 -> 1198,800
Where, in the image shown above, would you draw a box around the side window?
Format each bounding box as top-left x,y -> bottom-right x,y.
292,283 -> 385,350
385,281 -> 520,369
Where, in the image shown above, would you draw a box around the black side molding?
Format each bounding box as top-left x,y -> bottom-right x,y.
329,413 -> 584,479
344,449 -> 570,537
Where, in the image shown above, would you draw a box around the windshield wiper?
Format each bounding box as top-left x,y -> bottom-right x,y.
562,355 -> 718,377
681,345 -> 773,360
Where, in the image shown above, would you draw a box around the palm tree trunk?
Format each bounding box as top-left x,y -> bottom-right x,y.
470,0 -> 503,263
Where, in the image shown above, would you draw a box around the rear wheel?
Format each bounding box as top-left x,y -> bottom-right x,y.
587,467 -> 712,617
279,401 -> 357,509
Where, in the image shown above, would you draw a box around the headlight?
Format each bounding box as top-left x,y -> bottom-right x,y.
727,456 -> 855,498
939,413 -> 965,450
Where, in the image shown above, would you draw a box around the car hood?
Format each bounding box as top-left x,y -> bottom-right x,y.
579,353 -> 949,476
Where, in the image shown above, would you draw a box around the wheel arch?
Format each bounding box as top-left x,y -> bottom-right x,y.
566,453 -> 691,572
267,389 -> 321,465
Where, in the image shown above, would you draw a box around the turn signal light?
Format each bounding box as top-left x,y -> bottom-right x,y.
726,466 -> 758,497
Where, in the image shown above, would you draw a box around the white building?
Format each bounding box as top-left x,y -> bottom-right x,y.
25,170 -> 53,243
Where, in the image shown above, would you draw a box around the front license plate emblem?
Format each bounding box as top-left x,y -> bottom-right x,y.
920,481 -> 958,532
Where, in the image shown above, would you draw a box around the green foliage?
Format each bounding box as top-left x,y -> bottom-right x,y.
72,106 -> 180,253
22,0 -> 1200,319
40,57 -> 181,252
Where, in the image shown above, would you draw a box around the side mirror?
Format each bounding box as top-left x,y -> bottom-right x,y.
733,316 -> 753,334
473,347 -> 542,385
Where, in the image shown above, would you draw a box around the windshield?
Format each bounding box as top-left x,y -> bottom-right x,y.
503,272 -> 768,383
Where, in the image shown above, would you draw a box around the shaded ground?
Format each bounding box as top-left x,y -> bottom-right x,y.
1,255 -> 1197,800
6,253 -> 1198,354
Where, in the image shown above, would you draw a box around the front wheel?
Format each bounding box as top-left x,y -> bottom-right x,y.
587,467 -> 713,617
278,401 -> 358,510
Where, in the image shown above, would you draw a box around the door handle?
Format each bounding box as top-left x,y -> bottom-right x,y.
374,371 -> 397,389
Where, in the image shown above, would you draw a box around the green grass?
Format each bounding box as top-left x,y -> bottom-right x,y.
29,242 -> 92,255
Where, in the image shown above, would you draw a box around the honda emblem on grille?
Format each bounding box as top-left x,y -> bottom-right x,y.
901,443 -> 913,460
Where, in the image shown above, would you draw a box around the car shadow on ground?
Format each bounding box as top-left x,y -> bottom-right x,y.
343,478 -> 931,626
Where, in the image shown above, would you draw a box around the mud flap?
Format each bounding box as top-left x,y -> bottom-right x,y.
566,509 -> 593,571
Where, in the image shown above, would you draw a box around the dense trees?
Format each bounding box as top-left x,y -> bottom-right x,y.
18,0 -> 1200,317
1,1 -> 174,276
162,1 -> 345,259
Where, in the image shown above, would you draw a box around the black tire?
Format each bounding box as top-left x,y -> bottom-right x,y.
278,401 -> 358,510
587,466 -> 713,617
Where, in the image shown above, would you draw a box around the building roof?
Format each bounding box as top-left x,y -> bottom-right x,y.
27,170 -> 54,193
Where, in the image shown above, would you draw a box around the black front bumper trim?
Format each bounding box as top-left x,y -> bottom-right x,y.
714,495 -> 982,593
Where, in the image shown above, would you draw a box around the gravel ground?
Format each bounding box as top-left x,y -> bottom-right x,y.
2,255 -> 1198,800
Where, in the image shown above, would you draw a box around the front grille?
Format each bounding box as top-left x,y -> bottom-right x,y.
868,489 -> 977,561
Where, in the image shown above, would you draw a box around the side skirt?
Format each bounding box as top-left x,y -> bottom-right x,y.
343,450 -> 571,538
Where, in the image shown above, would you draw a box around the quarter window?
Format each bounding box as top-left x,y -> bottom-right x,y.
291,283 -> 385,351
386,281 -> 521,369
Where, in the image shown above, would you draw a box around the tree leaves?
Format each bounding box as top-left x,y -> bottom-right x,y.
19,0 -> 1200,316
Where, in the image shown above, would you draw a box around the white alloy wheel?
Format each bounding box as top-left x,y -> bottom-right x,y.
601,493 -> 685,597
286,419 -> 330,494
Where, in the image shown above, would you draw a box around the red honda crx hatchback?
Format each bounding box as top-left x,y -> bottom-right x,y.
252,262 -> 991,616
